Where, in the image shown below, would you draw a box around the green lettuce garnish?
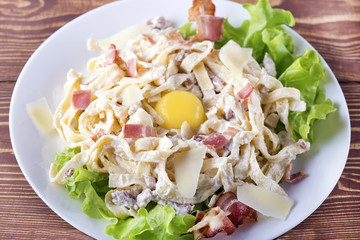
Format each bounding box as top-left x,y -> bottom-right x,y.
279,48 -> 337,141
54,147 -> 80,172
106,204 -> 195,240
178,22 -> 196,40
215,0 -> 295,69
65,166 -> 117,222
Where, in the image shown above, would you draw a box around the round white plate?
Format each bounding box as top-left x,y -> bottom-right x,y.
9,0 -> 351,239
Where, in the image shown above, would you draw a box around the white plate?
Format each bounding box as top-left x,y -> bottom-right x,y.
9,0 -> 351,239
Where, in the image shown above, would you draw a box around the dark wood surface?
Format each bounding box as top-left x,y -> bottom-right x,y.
0,0 -> 359,239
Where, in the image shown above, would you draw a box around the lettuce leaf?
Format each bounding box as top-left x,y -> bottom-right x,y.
279,48 -> 336,141
215,0 -> 295,68
64,166 -> 117,222
178,22 -> 196,40
262,27 -> 295,75
106,204 -> 195,240
54,147 -> 80,172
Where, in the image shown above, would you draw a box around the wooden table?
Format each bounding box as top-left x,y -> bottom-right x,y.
0,0 -> 359,239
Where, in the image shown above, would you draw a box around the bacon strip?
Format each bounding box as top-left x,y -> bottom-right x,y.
203,128 -> 238,150
203,133 -> 229,150
188,207 -> 236,239
188,0 -> 216,22
71,90 -> 91,110
104,44 -> 118,65
189,192 -> 256,239
237,83 -> 254,101
193,15 -> 225,42
126,58 -> 137,77
284,163 -> 307,184
124,124 -> 157,138
215,192 -> 257,227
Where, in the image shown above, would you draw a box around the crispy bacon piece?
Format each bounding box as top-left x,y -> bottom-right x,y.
284,163 -> 307,184
104,44 -> 118,65
71,90 -> 91,110
215,192 -> 257,227
126,58 -> 137,77
189,193 -> 257,239
237,83 -> 254,101
193,15 -> 225,42
188,0 -> 216,22
124,124 -> 157,138
188,207 -> 236,239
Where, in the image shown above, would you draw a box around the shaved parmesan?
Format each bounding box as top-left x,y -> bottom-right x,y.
26,97 -> 55,134
87,24 -> 150,51
122,84 -> 144,106
219,40 -> 252,76
237,185 -> 294,220
193,62 -> 214,92
174,147 -> 207,198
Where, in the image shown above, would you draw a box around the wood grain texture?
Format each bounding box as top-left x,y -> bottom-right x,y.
0,0 -> 359,239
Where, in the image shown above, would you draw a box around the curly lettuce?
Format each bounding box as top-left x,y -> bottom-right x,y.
54,147 -> 80,172
106,205 -> 195,240
279,48 -> 337,141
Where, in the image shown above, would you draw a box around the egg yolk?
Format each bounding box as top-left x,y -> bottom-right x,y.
155,90 -> 206,129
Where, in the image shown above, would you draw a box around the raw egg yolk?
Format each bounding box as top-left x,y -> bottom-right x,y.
155,90 -> 206,129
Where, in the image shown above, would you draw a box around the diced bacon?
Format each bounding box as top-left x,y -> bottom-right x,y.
124,124 -> 157,138
188,0 -> 216,22
126,58 -> 137,77
284,163 -> 307,184
193,15 -> 225,42
175,49 -> 186,62
193,135 -> 205,142
299,139 -> 310,151
183,78 -> 194,88
207,69 -> 224,92
215,192 -> 257,227
224,109 -> 234,120
71,90 -> 91,110
188,207 -> 236,238
104,44 -> 118,65
203,132 -> 229,150
91,129 -> 105,142
237,83 -> 253,101
64,168 -> 74,177
203,128 -> 237,150
288,171 -> 307,184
